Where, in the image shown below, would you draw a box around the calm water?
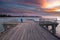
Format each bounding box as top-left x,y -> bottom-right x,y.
0,17 -> 39,24
56,20 -> 60,37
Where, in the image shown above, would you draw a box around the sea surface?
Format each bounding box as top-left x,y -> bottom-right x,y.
0,17 -> 39,24
56,20 -> 60,37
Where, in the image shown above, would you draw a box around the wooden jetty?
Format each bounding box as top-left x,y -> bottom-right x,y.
0,21 -> 59,40
39,18 -> 59,34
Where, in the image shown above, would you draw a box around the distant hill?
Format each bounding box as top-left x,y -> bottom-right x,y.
0,14 -> 12,17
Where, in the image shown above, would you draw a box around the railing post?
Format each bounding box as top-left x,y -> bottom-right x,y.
51,24 -> 56,34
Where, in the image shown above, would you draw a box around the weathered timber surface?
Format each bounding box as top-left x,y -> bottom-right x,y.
0,21 -> 59,40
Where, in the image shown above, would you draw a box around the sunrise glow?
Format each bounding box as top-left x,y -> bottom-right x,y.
40,0 -> 60,12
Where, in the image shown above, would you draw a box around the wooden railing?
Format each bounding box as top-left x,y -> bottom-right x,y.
39,18 -> 57,22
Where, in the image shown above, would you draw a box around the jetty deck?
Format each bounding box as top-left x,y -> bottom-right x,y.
0,21 -> 59,40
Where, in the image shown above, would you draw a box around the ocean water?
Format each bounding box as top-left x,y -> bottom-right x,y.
0,24 -> 4,32
0,17 -> 39,24
56,20 -> 60,37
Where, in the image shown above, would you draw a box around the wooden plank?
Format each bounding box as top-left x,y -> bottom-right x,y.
0,22 -> 59,40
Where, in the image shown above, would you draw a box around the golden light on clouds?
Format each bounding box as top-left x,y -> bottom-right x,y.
54,9 -> 60,12
45,8 -> 60,12
39,0 -> 60,12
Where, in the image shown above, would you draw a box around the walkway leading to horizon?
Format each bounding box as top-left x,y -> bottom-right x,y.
0,21 -> 59,40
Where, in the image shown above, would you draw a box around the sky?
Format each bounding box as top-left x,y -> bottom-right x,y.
0,0 -> 40,14
0,0 -> 60,18
39,0 -> 60,8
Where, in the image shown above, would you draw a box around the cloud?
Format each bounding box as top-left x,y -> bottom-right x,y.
0,2 -> 39,12
0,0 -> 60,16
0,0 -> 39,4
